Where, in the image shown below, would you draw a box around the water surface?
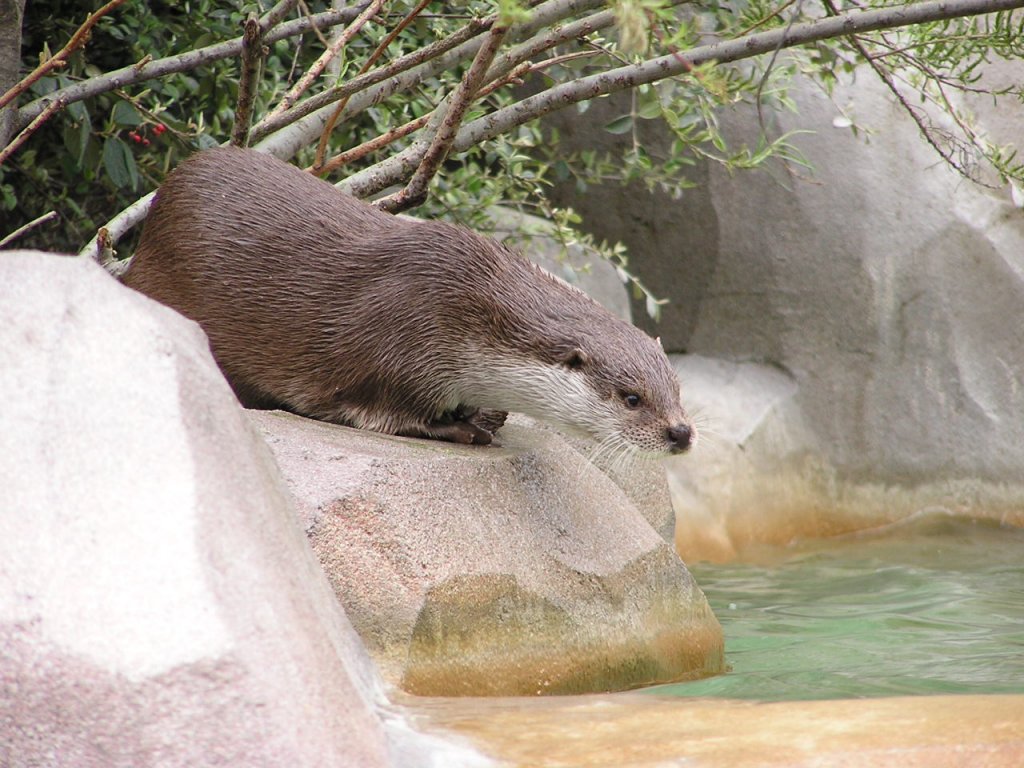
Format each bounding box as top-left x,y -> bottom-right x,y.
654,514 -> 1024,701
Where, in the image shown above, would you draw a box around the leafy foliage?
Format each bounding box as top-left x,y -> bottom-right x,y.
3,0 -> 1022,302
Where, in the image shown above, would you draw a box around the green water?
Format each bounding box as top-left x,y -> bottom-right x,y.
656,515 -> 1024,701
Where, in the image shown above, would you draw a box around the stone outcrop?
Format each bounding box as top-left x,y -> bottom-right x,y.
1,248 -> 719,767
0,251 -> 490,768
251,410 -> 723,696
545,65 -> 1024,558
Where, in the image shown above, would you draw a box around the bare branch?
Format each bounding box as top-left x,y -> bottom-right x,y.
320,112 -> 431,171
374,24 -> 510,212
12,4 -> 369,134
252,16 -> 488,145
79,192 -> 155,261
0,210 -> 59,248
0,96 -> 64,166
254,0 -> 608,157
338,0 -> 1024,198
313,0 -> 432,170
233,2 -> 300,147
231,14 -> 265,148
268,0 -> 386,119
0,0 -> 129,112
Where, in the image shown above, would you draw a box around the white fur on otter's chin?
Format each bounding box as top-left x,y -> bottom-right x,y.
458,357 -> 641,452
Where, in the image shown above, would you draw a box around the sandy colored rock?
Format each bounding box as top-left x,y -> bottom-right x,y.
416,692 -> 1024,767
250,410 -> 722,696
0,251 -> 489,768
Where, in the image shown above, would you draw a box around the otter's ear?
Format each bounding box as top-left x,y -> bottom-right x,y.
558,346 -> 589,370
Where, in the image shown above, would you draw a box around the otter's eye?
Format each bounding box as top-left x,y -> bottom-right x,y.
622,393 -> 642,409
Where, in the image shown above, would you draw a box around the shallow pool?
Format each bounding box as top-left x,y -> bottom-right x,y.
653,514 -> 1024,701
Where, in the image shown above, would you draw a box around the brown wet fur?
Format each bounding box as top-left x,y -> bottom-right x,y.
122,147 -> 694,453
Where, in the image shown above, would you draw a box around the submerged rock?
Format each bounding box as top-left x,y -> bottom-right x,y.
251,410 -> 723,696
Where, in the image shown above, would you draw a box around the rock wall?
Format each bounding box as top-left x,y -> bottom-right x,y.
545,65 -> 1024,558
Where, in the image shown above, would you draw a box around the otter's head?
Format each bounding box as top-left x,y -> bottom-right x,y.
544,330 -> 696,457
480,324 -> 696,458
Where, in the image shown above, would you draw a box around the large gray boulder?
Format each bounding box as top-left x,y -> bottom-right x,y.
547,65 -> 1024,555
0,251 -> 489,768
251,410 -> 723,696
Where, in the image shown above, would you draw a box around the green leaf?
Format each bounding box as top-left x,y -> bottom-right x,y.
103,138 -> 138,190
604,115 -> 634,135
1,184 -> 16,211
62,117 -> 91,165
112,100 -> 143,127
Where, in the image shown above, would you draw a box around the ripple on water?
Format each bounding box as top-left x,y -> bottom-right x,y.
653,514 -> 1024,701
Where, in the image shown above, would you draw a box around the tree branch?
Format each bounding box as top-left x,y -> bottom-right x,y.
254,0 -> 607,157
374,23 -> 510,212
230,1 -> 299,147
0,96 -> 64,166
0,210 -> 59,248
12,3 -> 370,134
230,14 -> 265,147
338,0 -> 1024,198
313,0 -> 432,170
79,191 -> 155,261
0,0 -> 129,112
252,15 -> 489,145
268,0 -> 386,119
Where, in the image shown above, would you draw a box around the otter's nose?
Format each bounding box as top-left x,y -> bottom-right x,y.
666,424 -> 693,453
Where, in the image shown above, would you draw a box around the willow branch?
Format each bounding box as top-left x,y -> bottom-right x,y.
269,0 -> 387,119
0,0 -> 129,112
338,0 -> 1024,199
13,3 -> 369,134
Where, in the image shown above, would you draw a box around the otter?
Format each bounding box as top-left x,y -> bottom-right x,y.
122,147 -> 695,455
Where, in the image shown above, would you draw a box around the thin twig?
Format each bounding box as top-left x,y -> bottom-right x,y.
320,111 -> 432,171
314,0 -> 433,170
252,15 -> 488,144
374,23 -> 509,212
0,98 -> 65,166
822,0 -> 970,181
0,211 -> 60,248
268,0 -> 387,119
0,0 -> 129,112
253,0 -> 610,152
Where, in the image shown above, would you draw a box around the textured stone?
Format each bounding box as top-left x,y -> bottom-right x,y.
250,410 -> 723,696
0,251 -> 489,768
545,65 -> 1024,555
